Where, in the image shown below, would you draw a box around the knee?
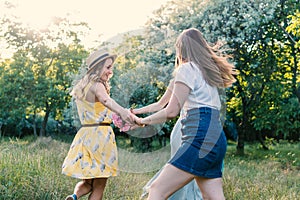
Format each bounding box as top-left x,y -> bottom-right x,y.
149,181 -> 159,192
202,194 -> 225,200
148,182 -> 166,199
92,178 -> 107,190
201,190 -> 225,200
82,180 -> 93,191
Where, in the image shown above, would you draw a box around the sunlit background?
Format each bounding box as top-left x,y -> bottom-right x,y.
1,0 -> 169,47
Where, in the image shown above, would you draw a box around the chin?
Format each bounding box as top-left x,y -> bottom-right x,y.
101,77 -> 108,82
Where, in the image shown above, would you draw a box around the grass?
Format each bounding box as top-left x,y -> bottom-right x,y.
0,135 -> 299,200
223,141 -> 299,200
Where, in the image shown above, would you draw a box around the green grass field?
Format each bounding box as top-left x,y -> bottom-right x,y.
0,136 -> 299,200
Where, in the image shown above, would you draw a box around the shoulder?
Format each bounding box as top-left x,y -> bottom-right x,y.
90,81 -> 106,94
180,62 -> 199,69
176,62 -> 200,75
174,62 -> 195,89
179,62 -> 191,70
175,62 -> 204,89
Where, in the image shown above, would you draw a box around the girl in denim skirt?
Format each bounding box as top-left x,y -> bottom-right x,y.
134,28 -> 236,200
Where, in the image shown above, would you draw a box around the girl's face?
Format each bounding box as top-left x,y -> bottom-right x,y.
100,58 -> 114,82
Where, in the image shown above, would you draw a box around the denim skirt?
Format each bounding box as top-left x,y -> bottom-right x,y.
168,107 -> 227,178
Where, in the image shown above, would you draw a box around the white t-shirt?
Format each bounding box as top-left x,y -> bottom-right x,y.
174,62 -> 221,111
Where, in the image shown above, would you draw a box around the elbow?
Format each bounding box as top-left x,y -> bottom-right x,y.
166,109 -> 179,119
157,101 -> 167,110
164,104 -> 180,119
101,97 -> 112,108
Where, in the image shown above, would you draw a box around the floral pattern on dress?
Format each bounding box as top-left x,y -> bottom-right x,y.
62,83 -> 118,179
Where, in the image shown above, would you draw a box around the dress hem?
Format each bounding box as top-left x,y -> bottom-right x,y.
62,172 -> 119,179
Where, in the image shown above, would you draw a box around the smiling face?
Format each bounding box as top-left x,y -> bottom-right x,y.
99,58 -> 114,82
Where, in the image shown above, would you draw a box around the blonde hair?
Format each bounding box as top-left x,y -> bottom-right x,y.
70,59 -> 110,100
175,28 -> 236,88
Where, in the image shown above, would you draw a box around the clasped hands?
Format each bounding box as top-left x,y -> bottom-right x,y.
113,109 -> 145,132
127,108 -> 146,130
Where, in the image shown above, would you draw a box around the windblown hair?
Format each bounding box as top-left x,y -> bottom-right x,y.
70,59 -> 110,100
175,28 -> 236,88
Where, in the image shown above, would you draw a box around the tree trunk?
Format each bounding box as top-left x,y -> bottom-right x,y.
33,112 -> 38,137
0,123 -> 2,138
39,104 -> 50,137
258,131 -> 268,150
236,126 -> 245,155
291,46 -> 300,103
236,98 -> 249,155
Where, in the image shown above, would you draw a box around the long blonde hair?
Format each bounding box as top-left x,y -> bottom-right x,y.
70,59 -> 110,100
175,28 -> 236,88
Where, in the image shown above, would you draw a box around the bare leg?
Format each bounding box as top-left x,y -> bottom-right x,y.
195,177 -> 225,200
88,178 -> 108,200
73,179 -> 93,199
147,164 -> 194,200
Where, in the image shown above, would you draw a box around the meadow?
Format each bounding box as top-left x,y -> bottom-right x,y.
0,135 -> 299,200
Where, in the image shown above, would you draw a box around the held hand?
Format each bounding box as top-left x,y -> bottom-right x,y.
114,110 -> 145,132
120,109 -> 135,125
134,116 -> 143,126
132,115 -> 145,129
130,108 -> 138,115
124,114 -> 144,131
129,112 -> 137,122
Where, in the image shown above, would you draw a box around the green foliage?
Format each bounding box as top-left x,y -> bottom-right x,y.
0,16 -> 88,137
110,35 -> 176,152
0,0 -> 299,151
127,0 -> 300,155
195,0 -> 300,143
286,10 -> 300,54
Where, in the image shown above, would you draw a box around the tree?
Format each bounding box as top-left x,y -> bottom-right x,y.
135,0 -> 300,154
196,0 -> 299,153
285,9 -> 300,102
109,33 -> 174,151
0,15 -> 88,137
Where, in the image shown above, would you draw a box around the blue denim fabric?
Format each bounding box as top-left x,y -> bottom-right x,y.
141,118 -> 203,200
169,107 -> 227,178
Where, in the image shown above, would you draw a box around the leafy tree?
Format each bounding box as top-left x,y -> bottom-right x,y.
190,0 -> 299,153
109,34 -> 173,151
130,0 -> 299,154
0,15 -> 88,137
285,9 -> 300,101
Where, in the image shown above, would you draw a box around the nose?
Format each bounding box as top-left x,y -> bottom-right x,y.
108,69 -> 113,77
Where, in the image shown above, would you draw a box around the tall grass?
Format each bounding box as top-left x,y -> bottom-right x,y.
223,141 -> 299,200
0,136 -> 299,200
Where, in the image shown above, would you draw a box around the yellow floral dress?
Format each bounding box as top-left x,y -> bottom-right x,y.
62,83 -> 118,179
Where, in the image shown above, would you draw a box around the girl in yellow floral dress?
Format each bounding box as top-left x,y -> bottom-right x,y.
62,48 -> 134,200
